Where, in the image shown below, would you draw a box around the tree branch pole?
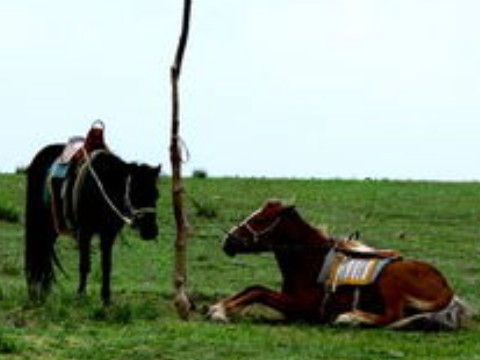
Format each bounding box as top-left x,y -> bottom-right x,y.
169,0 -> 193,319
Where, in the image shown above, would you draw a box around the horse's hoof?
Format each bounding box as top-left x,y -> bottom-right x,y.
207,303 -> 229,322
334,312 -> 362,326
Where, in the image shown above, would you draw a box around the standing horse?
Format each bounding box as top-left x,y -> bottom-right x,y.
209,200 -> 470,329
25,144 -> 161,304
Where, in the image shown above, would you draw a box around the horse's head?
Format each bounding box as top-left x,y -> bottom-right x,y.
223,199 -> 296,256
126,163 -> 161,240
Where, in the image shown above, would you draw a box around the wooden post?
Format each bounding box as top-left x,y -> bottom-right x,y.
169,0 -> 193,319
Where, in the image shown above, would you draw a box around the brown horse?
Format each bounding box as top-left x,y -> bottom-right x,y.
208,200 -> 470,330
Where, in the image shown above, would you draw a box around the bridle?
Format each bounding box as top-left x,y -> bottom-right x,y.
123,175 -> 157,223
79,149 -> 156,226
230,211 -> 283,243
225,205 -> 335,255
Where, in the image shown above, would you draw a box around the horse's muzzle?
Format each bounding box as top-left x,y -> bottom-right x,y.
140,226 -> 158,241
222,235 -> 242,257
132,212 -> 158,241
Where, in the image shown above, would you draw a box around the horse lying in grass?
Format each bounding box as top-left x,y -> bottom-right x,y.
208,200 -> 471,330
25,123 -> 161,305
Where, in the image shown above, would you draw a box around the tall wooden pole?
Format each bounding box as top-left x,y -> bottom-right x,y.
170,0 -> 193,319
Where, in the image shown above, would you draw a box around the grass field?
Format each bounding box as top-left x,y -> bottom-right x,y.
1,173 -> 480,359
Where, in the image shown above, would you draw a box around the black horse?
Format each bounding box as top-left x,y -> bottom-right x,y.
25,144 -> 161,304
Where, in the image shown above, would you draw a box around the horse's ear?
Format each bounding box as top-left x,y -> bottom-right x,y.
144,163 -> 161,177
149,164 -> 161,178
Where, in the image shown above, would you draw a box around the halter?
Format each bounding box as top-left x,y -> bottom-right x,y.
124,175 -> 157,220
232,211 -> 282,243
79,149 -> 155,226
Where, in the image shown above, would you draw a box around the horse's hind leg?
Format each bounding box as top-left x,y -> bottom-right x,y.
334,306 -> 403,327
100,234 -> 114,305
335,284 -> 405,327
77,229 -> 92,297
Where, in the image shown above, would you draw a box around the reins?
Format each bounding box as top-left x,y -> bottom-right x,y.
77,148 -> 155,226
80,148 -> 132,225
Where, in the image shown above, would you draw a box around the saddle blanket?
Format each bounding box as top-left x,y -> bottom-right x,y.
58,136 -> 85,164
47,137 -> 85,180
319,250 -> 394,292
44,137 -> 86,234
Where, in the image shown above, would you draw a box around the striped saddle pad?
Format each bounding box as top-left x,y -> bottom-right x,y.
318,250 -> 395,291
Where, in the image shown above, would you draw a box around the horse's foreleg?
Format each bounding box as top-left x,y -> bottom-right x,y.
77,231 -> 92,297
100,235 -> 114,305
208,285 -> 295,322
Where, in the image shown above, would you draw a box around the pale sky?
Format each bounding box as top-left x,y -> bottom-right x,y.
1,0 -> 479,180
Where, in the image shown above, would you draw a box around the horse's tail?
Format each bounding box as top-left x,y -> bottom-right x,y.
25,144 -> 63,302
388,296 -> 474,331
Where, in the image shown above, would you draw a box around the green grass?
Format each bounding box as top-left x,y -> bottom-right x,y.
1,173 -> 480,359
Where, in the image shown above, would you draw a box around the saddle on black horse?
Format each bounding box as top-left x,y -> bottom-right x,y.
45,120 -> 108,234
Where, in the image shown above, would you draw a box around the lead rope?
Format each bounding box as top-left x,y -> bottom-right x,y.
81,148 -> 133,226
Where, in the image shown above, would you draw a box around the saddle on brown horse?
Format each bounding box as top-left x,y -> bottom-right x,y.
46,120 -> 108,234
